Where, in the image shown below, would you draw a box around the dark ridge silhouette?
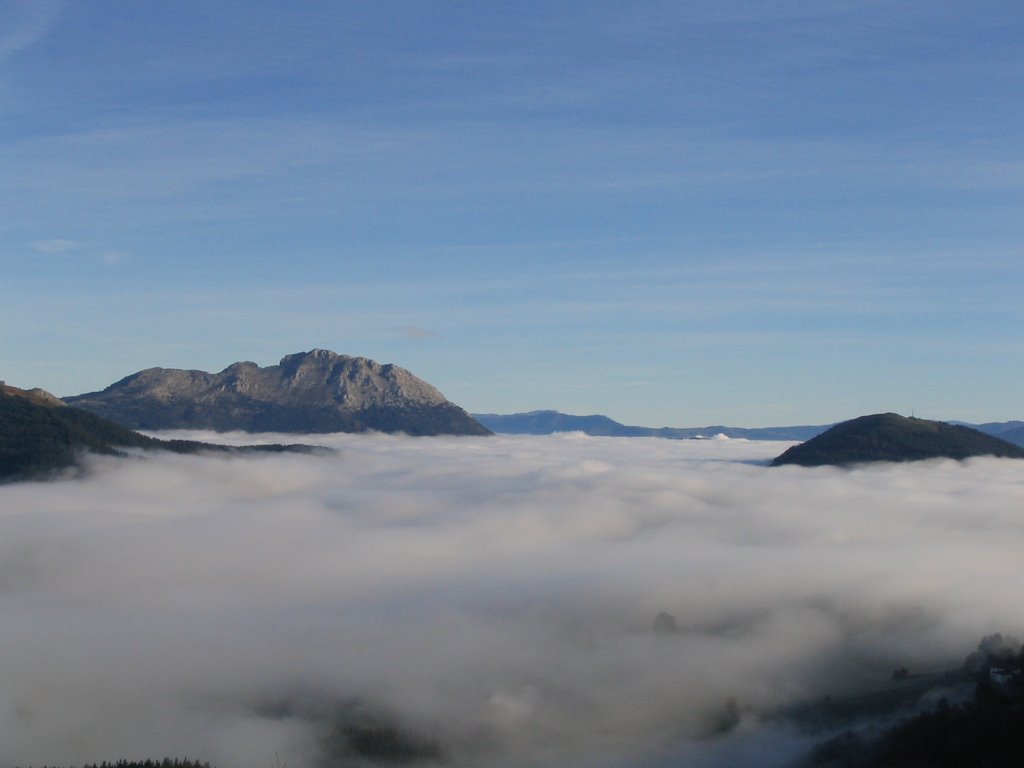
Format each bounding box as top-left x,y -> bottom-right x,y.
772,413 -> 1024,467
0,389 -> 316,483
20,760 -> 211,768
805,636 -> 1024,767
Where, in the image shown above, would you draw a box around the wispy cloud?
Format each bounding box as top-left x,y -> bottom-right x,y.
101,249 -> 128,266
395,325 -> 436,339
0,0 -> 63,61
30,238 -> 77,253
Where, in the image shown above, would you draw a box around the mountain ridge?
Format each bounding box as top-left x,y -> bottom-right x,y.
474,410 -> 1024,446
771,413 -> 1024,467
65,350 -> 490,436
473,410 -> 830,441
0,381 -> 67,408
0,388 -> 316,482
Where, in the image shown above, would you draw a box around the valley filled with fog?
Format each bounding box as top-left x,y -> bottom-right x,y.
1,432 -> 1023,767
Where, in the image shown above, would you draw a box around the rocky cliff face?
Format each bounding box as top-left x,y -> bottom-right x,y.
0,382 -> 66,408
65,350 -> 491,436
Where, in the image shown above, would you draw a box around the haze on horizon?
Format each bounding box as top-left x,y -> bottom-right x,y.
2,432 -> 1023,767
2,1 -> 1023,427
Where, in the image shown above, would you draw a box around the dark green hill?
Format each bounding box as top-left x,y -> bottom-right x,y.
0,391 -> 315,482
772,413 -> 1024,467
804,635 -> 1024,768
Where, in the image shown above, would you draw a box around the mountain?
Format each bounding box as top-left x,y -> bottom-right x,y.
996,425 -> 1024,448
962,420 -> 1024,447
473,410 -> 652,436
473,410 -> 828,441
0,380 -> 67,407
1,387 -> 314,482
65,350 -> 490,436
771,413 -> 1024,467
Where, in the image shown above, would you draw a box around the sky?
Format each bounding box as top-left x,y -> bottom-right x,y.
2,432 -> 1023,767
2,1 -> 1022,427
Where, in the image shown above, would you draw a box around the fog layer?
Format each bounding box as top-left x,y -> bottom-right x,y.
1,433 -> 1022,767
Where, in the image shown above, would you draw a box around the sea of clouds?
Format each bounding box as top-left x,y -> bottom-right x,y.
1,432 -> 1023,767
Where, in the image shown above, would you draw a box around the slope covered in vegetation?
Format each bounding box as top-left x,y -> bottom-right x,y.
0,391 -> 313,482
773,413 -> 1024,467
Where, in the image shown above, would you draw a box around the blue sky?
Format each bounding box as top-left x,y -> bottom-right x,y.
2,1 -> 1022,427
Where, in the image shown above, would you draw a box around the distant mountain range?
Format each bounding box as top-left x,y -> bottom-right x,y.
0,384 -> 314,482
474,410 -> 1024,447
955,420 -> 1024,447
66,350 -> 490,436
473,410 -> 831,441
772,413 -> 1024,467
9,370 -> 1024,480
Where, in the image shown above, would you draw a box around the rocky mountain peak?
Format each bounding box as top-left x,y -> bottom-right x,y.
0,382 -> 65,407
64,351 -> 489,436
268,350 -> 447,407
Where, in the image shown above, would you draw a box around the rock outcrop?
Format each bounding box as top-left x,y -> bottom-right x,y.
65,350 -> 491,436
0,381 -> 66,407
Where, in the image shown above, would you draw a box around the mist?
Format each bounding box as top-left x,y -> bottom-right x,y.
1,432 -> 1022,767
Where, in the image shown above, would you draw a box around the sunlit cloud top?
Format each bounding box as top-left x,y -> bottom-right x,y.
1,434 -> 1022,766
